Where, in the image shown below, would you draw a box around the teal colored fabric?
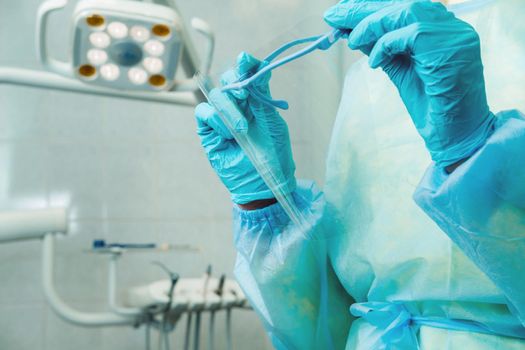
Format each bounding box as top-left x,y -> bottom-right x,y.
350,299 -> 525,349
415,110 -> 525,325
195,53 -> 296,204
233,181 -> 354,349
234,112 -> 525,350
324,0 -> 495,167
227,0 -> 525,349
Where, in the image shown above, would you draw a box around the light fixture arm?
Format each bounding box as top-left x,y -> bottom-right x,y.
191,17 -> 214,77
36,0 -> 73,76
0,67 -> 198,106
43,234 -> 141,326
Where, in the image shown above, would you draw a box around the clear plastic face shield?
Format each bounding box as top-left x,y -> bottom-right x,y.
196,20 -> 349,228
197,0 -> 525,226
196,20 -> 356,348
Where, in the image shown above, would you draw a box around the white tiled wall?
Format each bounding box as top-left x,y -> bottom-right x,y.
0,0 -> 348,349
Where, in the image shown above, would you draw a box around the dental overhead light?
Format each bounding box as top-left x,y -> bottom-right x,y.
73,1 -> 181,90
36,0 -> 214,94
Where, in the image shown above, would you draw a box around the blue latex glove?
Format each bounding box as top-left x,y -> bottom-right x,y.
324,0 -> 495,167
195,52 -> 296,205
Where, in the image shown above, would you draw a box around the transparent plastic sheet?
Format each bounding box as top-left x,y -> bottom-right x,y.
195,18 -> 344,229
195,19 -> 354,349
195,81 -> 307,230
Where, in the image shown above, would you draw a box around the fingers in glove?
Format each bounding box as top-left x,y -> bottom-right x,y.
209,88 -> 250,133
368,24 -> 419,69
195,102 -> 234,140
367,17 -> 475,70
324,0 -> 400,30
220,52 -> 268,100
348,1 -> 451,53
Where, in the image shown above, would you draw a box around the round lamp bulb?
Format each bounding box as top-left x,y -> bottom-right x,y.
89,32 -> 110,49
100,63 -> 120,81
128,68 -> 148,85
144,40 -> 165,57
130,26 -> 150,42
143,57 -> 163,74
87,49 -> 108,66
108,22 -> 128,39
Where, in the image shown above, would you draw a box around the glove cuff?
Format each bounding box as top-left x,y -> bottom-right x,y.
431,111 -> 496,168
231,177 -> 297,205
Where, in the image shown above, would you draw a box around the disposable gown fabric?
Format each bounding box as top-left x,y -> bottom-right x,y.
413,0 -> 525,325
233,181 -> 354,350
414,110 -> 525,324
231,0 -> 525,349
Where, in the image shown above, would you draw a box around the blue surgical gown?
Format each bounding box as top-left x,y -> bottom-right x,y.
231,0 -> 525,349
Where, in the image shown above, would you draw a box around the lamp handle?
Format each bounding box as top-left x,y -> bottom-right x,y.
36,0 -> 73,76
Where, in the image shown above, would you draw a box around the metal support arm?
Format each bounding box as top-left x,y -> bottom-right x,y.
0,67 -> 199,106
43,234 -> 141,327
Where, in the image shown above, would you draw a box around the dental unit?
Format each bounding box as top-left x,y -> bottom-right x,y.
0,208 -> 248,350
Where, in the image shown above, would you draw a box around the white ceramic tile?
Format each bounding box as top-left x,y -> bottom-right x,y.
99,143 -> 159,219
154,105 -> 198,144
59,220 -> 103,246
43,303 -> 105,350
0,304 -> 46,350
101,98 -> 160,143
0,89 -> 44,141
45,222 -> 108,304
100,326 -> 144,350
0,0 -> 41,68
223,309 -> 274,350
52,247 -> 107,304
154,142 -> 233,221
46,142 -> 105,220
0,141 -> 49,210
0,240 -> 46,305
43,92 -> 105,143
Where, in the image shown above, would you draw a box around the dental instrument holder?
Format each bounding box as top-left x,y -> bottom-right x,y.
0,213 -> 245,350
89,240 -> 201,319
89,239 -> 200,254
221,28 -> 351,110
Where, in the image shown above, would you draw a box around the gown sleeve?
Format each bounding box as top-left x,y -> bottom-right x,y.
232,180 -> 354,350
414,110 -> 525,326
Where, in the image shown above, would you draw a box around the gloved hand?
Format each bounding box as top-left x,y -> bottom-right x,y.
195,52 -> 296,205
324,0 -> 495,168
